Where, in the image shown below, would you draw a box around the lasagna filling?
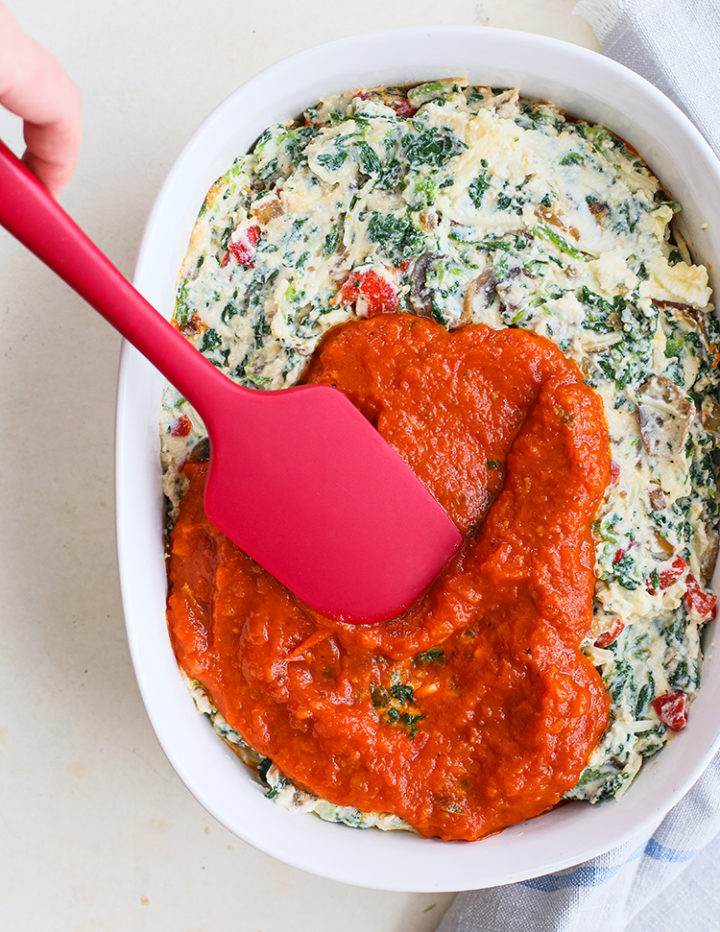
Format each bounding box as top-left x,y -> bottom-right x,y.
161,80 -> 719,835
168,315 -> 610,840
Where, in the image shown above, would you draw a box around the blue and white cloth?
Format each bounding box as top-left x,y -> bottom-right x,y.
438,760 -> 720,931
439,2 -> 720,929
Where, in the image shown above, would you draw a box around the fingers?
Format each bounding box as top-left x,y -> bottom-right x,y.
0,4 -> 82,196
21,75 -> 83,197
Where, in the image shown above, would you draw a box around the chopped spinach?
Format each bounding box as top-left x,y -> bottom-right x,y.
323,223 -> 340,257
469,167 -> 490,208
200,328 -> 223,353
401,126 -> 467,168
316,146 -> 347,172
367,211 -> 426,263
355,141 -> 382,176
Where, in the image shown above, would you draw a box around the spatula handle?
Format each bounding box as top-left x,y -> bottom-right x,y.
0,138 -> 232,418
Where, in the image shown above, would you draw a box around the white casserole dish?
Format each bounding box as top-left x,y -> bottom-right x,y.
116,26 -> 720,891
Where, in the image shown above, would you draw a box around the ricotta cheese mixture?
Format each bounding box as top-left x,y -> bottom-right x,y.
161,80 -> 719,828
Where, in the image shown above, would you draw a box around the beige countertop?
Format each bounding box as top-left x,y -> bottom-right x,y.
0,2 -> 598,929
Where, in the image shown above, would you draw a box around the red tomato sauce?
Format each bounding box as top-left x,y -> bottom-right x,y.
167,315 -> 611,841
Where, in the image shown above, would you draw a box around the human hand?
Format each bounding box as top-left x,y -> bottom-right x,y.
0,3 -> 81,197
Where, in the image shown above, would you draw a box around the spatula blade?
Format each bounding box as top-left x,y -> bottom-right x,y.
203,382 -> 462,623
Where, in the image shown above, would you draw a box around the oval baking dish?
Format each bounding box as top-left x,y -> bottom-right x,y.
116,26 -> 720,891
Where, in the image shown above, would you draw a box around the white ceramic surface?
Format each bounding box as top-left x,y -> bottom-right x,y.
116,26 -> 720,892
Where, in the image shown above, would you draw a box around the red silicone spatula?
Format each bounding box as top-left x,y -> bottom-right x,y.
0,139 -> 461,623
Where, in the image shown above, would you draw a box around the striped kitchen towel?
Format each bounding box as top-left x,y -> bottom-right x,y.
437,754 -> 720,931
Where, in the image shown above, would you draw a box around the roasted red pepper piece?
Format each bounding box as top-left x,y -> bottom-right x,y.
171,414 -> 192,437
684,573 -> 717,621
594,617 -> 625,648
332,268 -> 398,316
659,554 -> 688,590
646,556 -> 716,618
228,224 -> 260,267
389,97 -> 416,117
652,691 -> 688,731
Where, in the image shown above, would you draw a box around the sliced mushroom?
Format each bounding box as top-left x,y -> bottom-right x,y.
188,437 -> 210,463
409,252 -> 445,319
654,530 -> 675,555
580,355 -> 594,380
534,204 -> 580,241
177,312 -> 205,339
480,87 -> 519,116
649,487 -> 667,511
701,398 -> 720,433
636,375 -> 693,458
656,300 -> 716,358
657,298 -> 700,318
580,331 -> 623,355
251,192 -> 284,225
701,530 -> 719,584
331,248 -> 350,273
586,197 -> 609,220
495,266 -> 524,315
462,269 -> 497,324
418,209 -> 439,231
